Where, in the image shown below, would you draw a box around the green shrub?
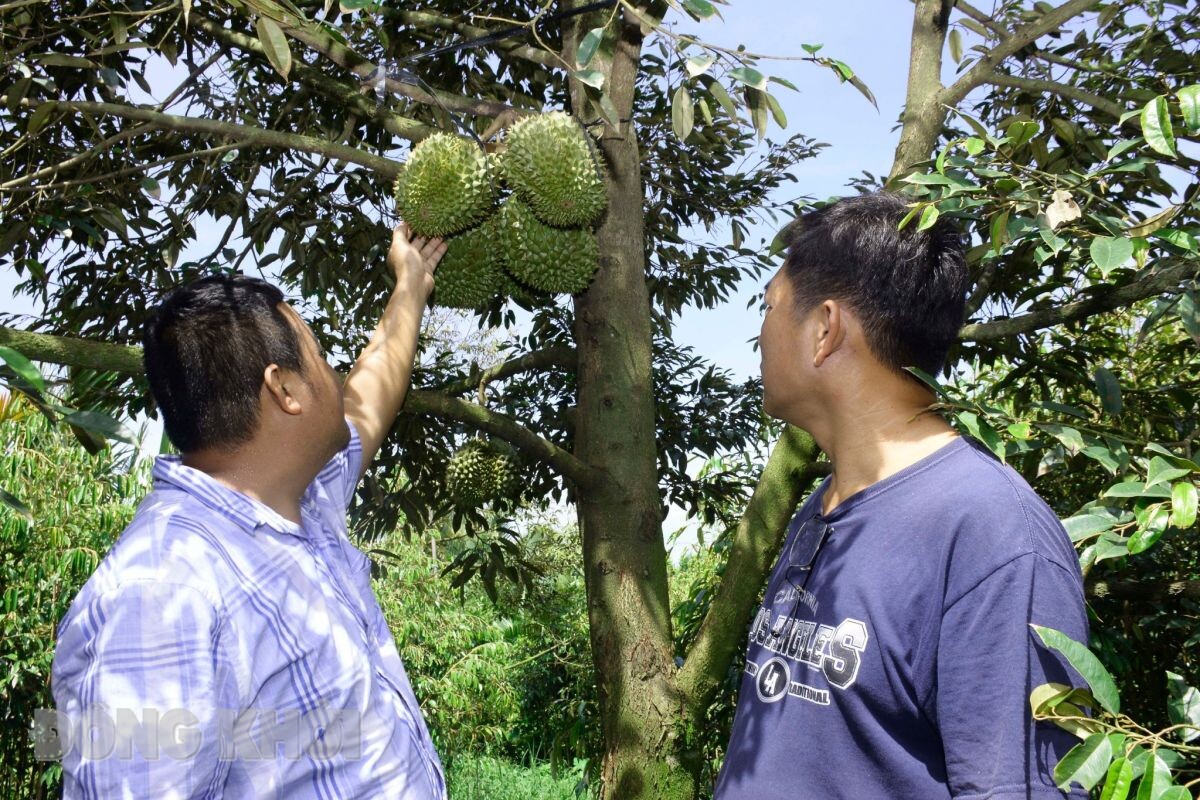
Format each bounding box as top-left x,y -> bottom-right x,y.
0,401 -> 149,798
447,754 -> 585,800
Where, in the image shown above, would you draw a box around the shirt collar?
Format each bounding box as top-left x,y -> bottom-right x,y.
152,456 -> 316,538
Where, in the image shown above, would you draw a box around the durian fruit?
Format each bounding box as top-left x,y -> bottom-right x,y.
445,440 -> 494,508
502,112 -> 607,228
394,133 -> 498,238
498,198 -> 600,295
433,218 -> 505,309
488,452 -> 520,498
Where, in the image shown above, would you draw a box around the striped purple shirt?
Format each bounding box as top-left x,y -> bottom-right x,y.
52,419 -> 446,799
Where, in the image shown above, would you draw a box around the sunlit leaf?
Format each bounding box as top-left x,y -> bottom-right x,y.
1053,733 -> 1112,792
1032,626 -> 1120,714
256,16 -> 292,79
671,84 -> 694,140
1140,95 -> 1176,157
0,346 -> 47,394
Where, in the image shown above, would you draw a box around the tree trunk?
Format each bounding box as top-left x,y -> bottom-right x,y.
889,0 -> 953,179
565,5 -> 696,799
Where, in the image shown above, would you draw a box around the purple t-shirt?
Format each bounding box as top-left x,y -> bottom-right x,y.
715,437 -> 1089,800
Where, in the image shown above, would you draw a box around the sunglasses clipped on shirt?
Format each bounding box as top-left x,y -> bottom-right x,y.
770,515 -> 834,638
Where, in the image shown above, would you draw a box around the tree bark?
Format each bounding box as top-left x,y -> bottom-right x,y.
565,3 -> 695,798
889,0 -> 953,179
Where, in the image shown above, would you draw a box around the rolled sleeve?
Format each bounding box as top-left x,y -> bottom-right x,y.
52,582 -> 239,800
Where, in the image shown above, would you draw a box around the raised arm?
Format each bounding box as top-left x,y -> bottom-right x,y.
343,223 -> 445,476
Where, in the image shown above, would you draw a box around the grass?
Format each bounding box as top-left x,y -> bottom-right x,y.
447,754 -> 587,800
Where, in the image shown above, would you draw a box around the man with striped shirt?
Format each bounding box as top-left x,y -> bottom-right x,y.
52,224 -> 448,798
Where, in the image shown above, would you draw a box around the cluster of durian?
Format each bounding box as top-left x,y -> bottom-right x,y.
394,112 -> 607,308
444,439 -> 520,508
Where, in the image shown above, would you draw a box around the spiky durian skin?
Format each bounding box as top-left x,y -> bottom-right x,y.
394,133 -> 498,238
502,112 -> 607,228
488,452 -> 520,498
498,199 -> 599,295
445,440 -> 493,508
434,219 -> 505,309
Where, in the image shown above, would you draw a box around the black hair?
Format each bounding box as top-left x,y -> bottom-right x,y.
779,192 -> 968,375
142,274 -> 305,453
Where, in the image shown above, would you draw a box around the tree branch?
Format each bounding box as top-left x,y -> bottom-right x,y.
0,325 -> 598,489
390,9 -> 559,69
243,0 -> 518,119
677,427 -> 823,710
960,258 -> 1198,342
986,73 -> 1126,118
193,15 -> 437,143
402,390 -> 600,490
941,0 -> 1097,107
5,97 -> 402,178
0,327 -> 142,375
1087,578 -> 1200,602
433,345 -> 575,395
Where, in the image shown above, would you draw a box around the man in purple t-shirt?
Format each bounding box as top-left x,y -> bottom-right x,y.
714,193 -> 1088,799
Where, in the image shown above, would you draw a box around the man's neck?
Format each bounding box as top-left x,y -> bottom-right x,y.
816,382 -> 959,517
181,445 -> 313,525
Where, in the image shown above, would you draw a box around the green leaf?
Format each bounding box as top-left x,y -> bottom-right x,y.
681,0 -> 718,19
1063,513 -> 1115,542
1006,119 -> 1039,147
62,410 -> 136,446
769,76 -> 799,92
1166,671 -> 1200,743
1031,626 -> 1121,714
1090,236 -> 1133,277
1170,482 -> 1198,530
704,78 -> 738,120
728,67 -> 767,91
574,69 -> 604,89
1041,423 -> 1084,455
1103,481 -> 1172,500
1157,788 -> 1190,800
948,28 -> 963,64
1177,84 -> 1200,132
256,16 -> 292,79
1106,138 -> 1142,161
1099,758 -> 1134,800
917,204 -> 940,231
0,487 -> 33,521
1128,507 -> 1169,555
576,27 -> 604,67
990,209 -> 1010,253
671,84 -> 694,140
0,345 -> 47,394
1053,733 -> 1113,792
1093,368 -> 1122,415
1134,752 -> 1171,800
745,87 -> 767,141
27,101 -> 56,134
597,92 -> 621,129
140,177 -> 161,200
1007,422 -> 1033,440
801,43 -> 823,55
964,136 -> 985,156
685,54 -> 715,77
764,92 -> 787,129
1179,292 -> 1200,345
1140,95 -> 1176,157
1147,456 -> 1192,488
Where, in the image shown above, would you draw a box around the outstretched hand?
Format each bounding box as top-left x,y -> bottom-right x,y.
387,222 -> 446,298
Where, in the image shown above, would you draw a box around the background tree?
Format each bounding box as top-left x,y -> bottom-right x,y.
1,1 -> 1198,797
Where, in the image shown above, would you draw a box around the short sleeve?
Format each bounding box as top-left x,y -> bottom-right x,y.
936,553 -> 1090,799
51,582 -> 240,799
313,417 -> 364,509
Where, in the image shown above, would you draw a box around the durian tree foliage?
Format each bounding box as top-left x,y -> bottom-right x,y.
2,0 -> 1200,797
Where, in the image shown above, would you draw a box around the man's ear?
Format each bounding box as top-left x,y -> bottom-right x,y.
262,364 -> 304,416
813,300 -> 847,368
